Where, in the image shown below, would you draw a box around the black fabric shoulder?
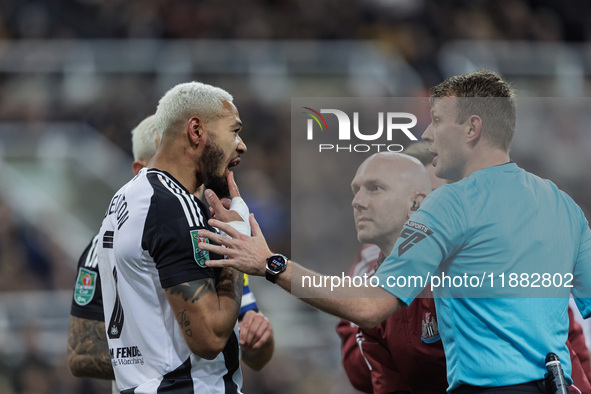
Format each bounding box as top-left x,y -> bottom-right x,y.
70,235 -> 104,321
142,171 -> 221,288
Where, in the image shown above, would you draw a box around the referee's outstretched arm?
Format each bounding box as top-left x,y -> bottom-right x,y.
199,215 -> 402,330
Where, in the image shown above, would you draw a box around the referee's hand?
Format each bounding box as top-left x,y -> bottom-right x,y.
198,214 -> 271,277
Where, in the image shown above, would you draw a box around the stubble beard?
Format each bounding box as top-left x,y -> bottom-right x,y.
201,139 -> 230,198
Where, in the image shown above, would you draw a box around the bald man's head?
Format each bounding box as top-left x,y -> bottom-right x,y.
351,152 -> 432,255
357,152 -> 432,194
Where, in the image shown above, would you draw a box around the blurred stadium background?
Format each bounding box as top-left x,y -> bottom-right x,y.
0,1 -> 590,393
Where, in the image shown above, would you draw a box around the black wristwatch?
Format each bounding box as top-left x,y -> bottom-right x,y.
265,254 -> 288,283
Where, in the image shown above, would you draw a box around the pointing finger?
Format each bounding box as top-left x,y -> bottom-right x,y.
227,171 -> 241,199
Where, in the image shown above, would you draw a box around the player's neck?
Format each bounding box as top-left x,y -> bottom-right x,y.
149,144 -> 201,194
380,243 -> 394,258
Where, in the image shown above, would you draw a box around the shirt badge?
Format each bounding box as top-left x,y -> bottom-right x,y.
74,268 -> 97,306
190,230 -> 209,268
421,312 -> 441,343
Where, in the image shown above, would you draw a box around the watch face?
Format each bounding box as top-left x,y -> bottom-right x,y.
267,255 -> 286,273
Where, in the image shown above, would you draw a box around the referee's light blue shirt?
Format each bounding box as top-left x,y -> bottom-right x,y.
375,163 -> 591,391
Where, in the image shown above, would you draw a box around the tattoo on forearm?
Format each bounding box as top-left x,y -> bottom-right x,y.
67,316 -> 115,379
177,309 -> 192,337
216,268 -> 243,305
167,279 -> 215,303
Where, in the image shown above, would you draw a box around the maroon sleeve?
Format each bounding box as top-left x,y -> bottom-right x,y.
335,245 -> 380,393
567,306 -> 591,392
336,319 -> 373,393
361,324 -> 410,394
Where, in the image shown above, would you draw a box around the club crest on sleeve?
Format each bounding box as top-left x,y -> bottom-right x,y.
74,268 -> 97,306
190,230 -> 209,268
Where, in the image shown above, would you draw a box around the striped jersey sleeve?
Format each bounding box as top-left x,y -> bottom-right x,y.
70,234 -> 104,321
239,274 -> 259,320
142,170 -> 223,288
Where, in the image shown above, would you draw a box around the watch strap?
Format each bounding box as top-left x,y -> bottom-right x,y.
265,270 -> 277,283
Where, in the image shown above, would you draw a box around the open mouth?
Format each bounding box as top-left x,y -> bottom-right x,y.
228,157 -> 241,168
429,150 -> 438,166
224,157 -> 241,177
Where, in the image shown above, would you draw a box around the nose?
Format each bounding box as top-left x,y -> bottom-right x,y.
352,190 -> 367,210
421,123 -> 433,142
237,137 -> 247,154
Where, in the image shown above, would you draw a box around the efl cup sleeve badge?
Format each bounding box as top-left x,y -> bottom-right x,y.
190,230 -> 209,268
74,268 -> 97,306
421,312 -> 441,343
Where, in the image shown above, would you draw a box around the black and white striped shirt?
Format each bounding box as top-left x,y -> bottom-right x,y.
97,168 -> 242,393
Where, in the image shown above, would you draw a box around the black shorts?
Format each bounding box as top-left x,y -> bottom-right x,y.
453,381 -> 547,394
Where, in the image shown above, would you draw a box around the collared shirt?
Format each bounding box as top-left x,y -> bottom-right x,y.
375,163 -> 591,391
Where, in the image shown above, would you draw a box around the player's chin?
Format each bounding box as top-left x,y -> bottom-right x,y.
434,165 -> 449,180
356,220 -> 372,231
356,230 -> 373,244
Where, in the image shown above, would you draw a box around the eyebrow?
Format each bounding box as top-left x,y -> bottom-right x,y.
231,121 -> 243,130
351,178 -> 382,188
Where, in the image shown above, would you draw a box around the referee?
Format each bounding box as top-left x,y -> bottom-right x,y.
200,70 -> 591,393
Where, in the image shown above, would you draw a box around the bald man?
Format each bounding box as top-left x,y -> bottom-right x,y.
351,153 -> 432,256
337,153 -> 447,393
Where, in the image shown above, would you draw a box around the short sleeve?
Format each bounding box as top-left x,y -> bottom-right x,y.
573,215 -> 591,319
70,235 -> 105,321
142,175 -> 220,289
374,185 -> 467,304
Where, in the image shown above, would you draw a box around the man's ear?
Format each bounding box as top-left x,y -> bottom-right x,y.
407,191 -> 428,218
132,160 -> 146,175
187,116 -> 204,147
466,114 -> 482,144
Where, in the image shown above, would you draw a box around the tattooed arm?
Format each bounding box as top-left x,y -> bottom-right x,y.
67,315 -> 115,379
165,268 -> 243,360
